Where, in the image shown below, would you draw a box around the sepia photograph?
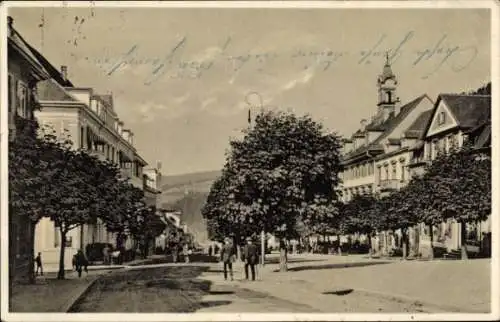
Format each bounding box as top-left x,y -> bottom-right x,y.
1,1 -> 498,321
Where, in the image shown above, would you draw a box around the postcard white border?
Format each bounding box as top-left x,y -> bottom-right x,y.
1,1 -> 498,321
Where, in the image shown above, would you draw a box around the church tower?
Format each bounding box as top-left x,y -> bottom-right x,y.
377,53 -> 400,120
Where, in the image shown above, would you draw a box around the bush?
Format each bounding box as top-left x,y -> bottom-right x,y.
154,246 -> 164,255
389,247 -> 403,257
85,243 -> 113,262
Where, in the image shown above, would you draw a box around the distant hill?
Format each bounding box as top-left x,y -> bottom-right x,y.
159,170 -> 221,243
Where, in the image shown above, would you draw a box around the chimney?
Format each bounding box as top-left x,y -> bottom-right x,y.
7,16 -> 13,36
61,66 -> 68,81
360,119 -> 368,131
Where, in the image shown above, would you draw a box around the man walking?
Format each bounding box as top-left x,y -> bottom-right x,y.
75,249 -> 89,278
35,252 -> 43,276
220,237 -> 235,281
242,237 -> 258,281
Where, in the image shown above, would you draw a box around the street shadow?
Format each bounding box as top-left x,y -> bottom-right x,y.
323,289 -> 354,296
129,254 -> 219,266
273,261 -> 391,272
265,258 -> 328,264
198,300 -> 232,308
208,290 -> 234,295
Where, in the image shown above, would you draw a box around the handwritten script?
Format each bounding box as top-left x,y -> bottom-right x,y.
90,31 -> 478,85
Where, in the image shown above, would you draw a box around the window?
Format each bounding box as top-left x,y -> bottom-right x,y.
401,163 -> 405,181
16,81 -> 28,118
80,126 -> 85,148
377,167 -> 382,183
8,74 -> 13,113
384,166 -> 389,181
449,135 -> 457,150
391,164 -> 397,180
437,111 -> 446,125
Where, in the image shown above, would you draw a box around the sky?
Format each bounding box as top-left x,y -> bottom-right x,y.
9,6 -> 491,176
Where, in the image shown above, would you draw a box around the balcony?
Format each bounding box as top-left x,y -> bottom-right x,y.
120,168 -> 143,189
379,179 -> 399,192
88,150 -> 108,162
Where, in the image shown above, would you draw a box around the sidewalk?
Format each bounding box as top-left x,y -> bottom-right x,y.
240,254 -> 491,313
9,269 -> 107,312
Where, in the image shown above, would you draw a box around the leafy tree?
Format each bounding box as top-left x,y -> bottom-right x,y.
423,144 -> 490,259
203,111 -> 343,271
100,181 -> 145,249
9,117 -> 50,283
340,194 -> 380,257
378,188 -> 419,259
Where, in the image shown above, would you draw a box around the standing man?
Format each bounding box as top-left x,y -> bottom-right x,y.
103,245 -> 110,265
242,237 -> 258,281
220,237 -> 235,281
75,249 -> 89,278
35,252 -> 43,276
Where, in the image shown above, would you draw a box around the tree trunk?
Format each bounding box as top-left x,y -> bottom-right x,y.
28,221 -> 36,284
460,221 -> 468,260
367,234 -> 373,258
428,224 -> 434,260
279,243 -> 288,272
57,228 -> 67,279
402,228 -> 408,260
336,234 -> 342,255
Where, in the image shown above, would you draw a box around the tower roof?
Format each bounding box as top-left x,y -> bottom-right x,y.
379,52 -> 396,82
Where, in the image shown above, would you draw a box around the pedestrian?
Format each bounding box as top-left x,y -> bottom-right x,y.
172,243 -> 179,263
183,243 -> 190,263
103,245 -> 111,265
75,249 -> 89,278
242,237 -> 258,281
208,245 -> 213,257
220,237 -> 235,281
35,252 -> 43,276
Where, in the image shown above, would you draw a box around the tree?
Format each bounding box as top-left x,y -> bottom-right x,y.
9,116 -> 51,283
378,188 -> 419,259
100,180 -> 145,249
340,194 -> 380,257
203,111 -> 343,271
422,144 -> 490,259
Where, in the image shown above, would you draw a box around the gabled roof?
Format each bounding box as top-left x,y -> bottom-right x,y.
37,78 -> 79,102
404,109 -> 433,139
423,94 -> 491,137
26,43 -> 74,87
343,94 -> 430,161
8,25 -> 49,80
441,94 -> 490,128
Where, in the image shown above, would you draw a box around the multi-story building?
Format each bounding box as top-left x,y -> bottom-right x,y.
408,93 -> 491,257
143,165 -> 163,208
29,49 -> 148,268
340,56 -> 434,202
7,16 -> 51,283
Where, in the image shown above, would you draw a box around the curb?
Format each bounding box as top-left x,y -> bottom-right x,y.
64,275 -> 102,312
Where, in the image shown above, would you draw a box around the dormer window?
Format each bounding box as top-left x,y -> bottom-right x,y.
437,111 -> 446,125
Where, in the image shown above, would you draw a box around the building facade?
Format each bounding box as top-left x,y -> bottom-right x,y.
7,16 -> 50,283
340,56 -> 434,203
408,93 -> 491,257
31,55 -> 148,268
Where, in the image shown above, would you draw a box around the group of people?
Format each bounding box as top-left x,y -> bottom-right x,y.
34,249 -> 89,278
219,236 -> 259,281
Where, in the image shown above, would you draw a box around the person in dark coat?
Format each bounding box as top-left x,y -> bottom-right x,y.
35,252 -> 43,276
242,237 -> 259,281
220,237 -> 236,281
75,249 -> 89,278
